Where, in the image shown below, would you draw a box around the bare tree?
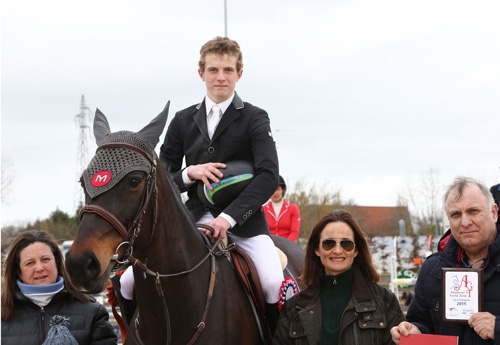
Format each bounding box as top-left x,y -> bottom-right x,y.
1,157 -> 15,205
286,178 -> 352,241
398,168 -> 444,235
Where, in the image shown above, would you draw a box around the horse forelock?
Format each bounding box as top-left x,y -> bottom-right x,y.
82,130 -> 157,198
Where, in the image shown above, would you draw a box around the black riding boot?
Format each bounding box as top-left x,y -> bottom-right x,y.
121,297 -> 136,326
265,302 -> 279,336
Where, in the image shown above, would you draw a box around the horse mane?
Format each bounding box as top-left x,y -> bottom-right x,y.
157,158 -> 198,227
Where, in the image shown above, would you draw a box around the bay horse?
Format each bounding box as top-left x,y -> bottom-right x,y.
65,103 -> 304,345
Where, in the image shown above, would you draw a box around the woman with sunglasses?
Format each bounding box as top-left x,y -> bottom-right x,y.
273,210 -> 404,345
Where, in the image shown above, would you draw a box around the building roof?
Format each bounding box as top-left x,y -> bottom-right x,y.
348,206 -> 412,237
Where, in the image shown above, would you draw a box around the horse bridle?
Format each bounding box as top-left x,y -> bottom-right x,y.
78,142 -> 232,345
79,142 -> 159,269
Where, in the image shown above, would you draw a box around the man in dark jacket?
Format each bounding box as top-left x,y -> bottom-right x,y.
159,36 -> 283,333
391,176 -> 500,345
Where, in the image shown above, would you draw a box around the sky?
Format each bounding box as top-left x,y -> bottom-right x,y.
1,0 -> 499,228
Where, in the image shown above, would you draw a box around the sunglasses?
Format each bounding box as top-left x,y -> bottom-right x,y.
321,238 -> 356,252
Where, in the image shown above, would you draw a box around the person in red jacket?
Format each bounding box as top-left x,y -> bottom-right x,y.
263,175 -> 301,242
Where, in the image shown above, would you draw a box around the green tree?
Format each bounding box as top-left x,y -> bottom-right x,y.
31,209 -> 79,241
1,209 -> 78,255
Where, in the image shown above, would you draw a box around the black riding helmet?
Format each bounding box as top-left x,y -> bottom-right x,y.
197,160 -> 255,211
278,175 -> 287,196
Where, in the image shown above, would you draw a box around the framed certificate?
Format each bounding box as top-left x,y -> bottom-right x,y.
442,268 -> 483,323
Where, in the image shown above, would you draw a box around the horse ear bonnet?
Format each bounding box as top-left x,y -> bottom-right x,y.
82,102 -> 170,198
197,160 -> 255,211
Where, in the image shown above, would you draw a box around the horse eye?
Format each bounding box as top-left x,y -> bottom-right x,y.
130,177 -> 142,187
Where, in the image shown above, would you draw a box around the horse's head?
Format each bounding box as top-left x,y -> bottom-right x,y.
65,102 -> 170,293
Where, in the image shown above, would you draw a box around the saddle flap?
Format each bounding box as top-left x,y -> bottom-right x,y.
230,247 -> 266,317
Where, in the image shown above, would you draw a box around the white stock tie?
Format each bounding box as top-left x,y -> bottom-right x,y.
207,105 -> 221,139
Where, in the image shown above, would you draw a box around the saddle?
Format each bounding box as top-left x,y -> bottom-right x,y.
229,241 -> 292,345
230,246 -> 266,317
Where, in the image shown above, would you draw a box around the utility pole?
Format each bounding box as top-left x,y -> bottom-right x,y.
74,95 -> 93,212
224,0 -> 228,36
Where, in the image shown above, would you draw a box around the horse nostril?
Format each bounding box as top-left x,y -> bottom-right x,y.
83,255 -> 101,278
66,252 -> 101,282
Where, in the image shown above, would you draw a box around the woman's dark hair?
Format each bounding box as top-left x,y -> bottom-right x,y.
1,230 -> 90,320
300,209 -> 380,288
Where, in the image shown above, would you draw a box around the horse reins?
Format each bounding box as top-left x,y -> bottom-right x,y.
128,226 -> 226,345
79,142 -> 228,345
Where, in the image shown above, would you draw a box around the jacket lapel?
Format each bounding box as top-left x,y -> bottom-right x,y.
193,99 -> 210,141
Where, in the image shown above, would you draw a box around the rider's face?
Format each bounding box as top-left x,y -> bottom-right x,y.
199,53 -> 242,104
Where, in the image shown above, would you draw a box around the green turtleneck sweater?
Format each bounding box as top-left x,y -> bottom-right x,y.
320,267 -> 354,345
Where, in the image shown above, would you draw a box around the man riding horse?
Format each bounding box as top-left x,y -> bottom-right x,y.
119,36 -> 284,335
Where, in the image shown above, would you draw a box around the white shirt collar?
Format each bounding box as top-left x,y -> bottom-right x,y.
205,93 -> 235,117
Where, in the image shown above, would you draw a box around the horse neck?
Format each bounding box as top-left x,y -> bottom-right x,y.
133,170 -> 208,272
131,173 -> 216,342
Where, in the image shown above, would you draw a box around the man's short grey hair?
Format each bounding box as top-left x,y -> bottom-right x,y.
443,176 -> 494,207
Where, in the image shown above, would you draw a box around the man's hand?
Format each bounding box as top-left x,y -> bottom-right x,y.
203,217 -> 231,239
187,162 -> 226,189
469,312 -> 495,340
390,321 -> 422,344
